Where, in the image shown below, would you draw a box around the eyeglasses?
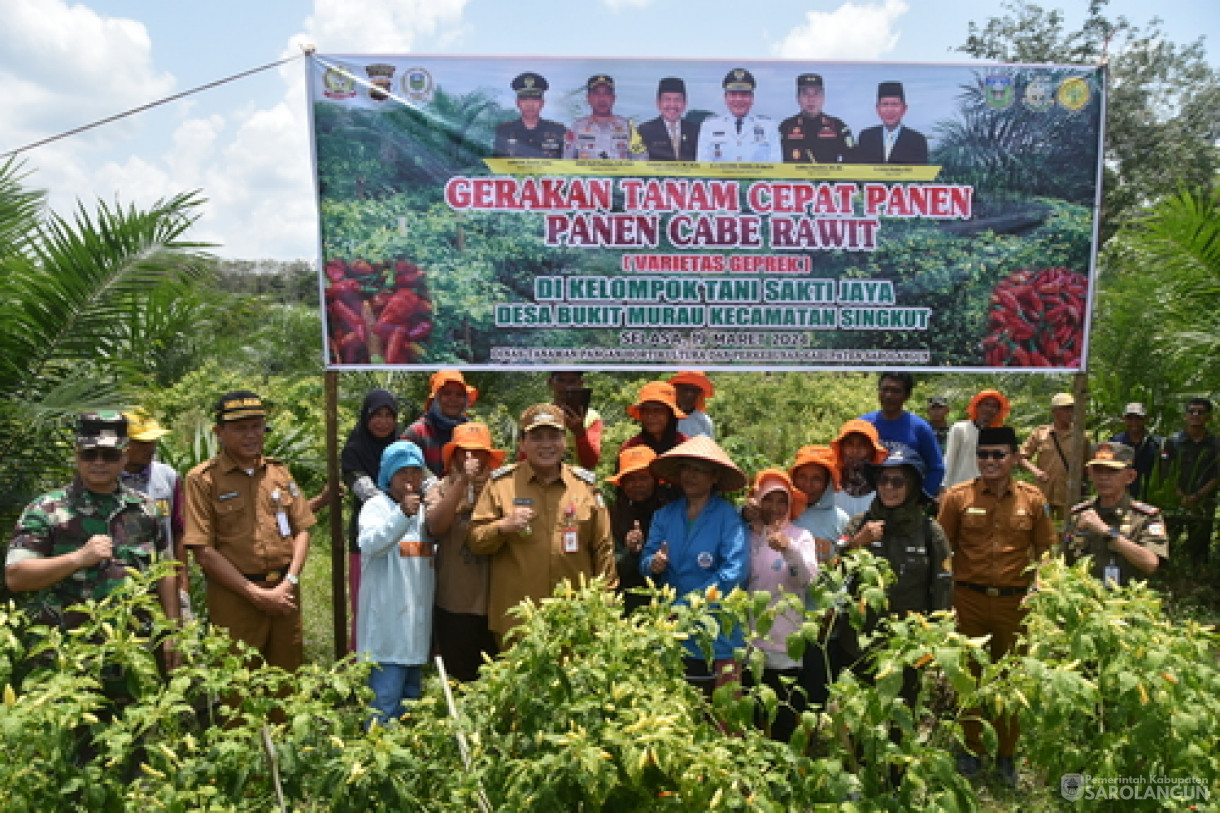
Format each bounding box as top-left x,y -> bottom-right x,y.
1186,408 -> 1209,415
975,449 -> 1009,460
875,474 -> 907,489
78,448 -> 123,463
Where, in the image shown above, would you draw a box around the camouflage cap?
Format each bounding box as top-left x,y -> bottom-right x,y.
76,411 -> 128,449
1088,441 -> 1134,469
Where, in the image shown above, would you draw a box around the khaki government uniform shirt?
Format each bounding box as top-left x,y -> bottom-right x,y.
1021,425 -> 1083,510
182,449 -> 316,575
469,461 -> 615,637
938,478 -> 1055,587
425,474 -> 491,616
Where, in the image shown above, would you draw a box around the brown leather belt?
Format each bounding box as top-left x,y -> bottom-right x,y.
956,581 -> 1027,598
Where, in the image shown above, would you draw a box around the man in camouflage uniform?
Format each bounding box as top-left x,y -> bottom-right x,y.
1063,442 -> 1169,586
5,412 -> 181,669
492,71 -> 567,159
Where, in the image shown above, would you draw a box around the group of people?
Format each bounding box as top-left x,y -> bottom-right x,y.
493,69 -> 928,165
4,371 -> 1208,779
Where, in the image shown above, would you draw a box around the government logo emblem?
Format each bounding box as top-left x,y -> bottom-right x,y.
1057,77 -> 1091,112
402,67 -> 434,103
983,75 -> 1014,110
321,67 -> 356,100
1022,76 -> 1055,113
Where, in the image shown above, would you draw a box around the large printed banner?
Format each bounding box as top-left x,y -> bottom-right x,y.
307,55 -> 1104,371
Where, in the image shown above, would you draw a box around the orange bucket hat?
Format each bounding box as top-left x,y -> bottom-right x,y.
789,444 -> 841,490
649,435 -> 747,493
426,369 -> 478,410
606,445 -> 658,486
966,389 -> 1011,426
626,381 -> 688,421
750,468 -> 807,521
831,419 -> 888,465
441,422 -> 505,472
668,371 -> 715,411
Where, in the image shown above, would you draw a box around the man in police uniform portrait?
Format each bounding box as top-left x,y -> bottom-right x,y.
696,68 -> 782,163
1063,441 -> 1168,586
468,403 -> 615,645
6,412 -> 181,672
637,77 -> 698,161
183,391 -> 315,671
492,72 -> 567,159
563,74 -> 639,160
779,73 -> 855,164
855,81 -> 929,165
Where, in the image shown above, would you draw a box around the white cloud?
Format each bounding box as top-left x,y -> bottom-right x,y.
302,0 -> 471,53
0,0 -> 174,151
773,0 -> 910,60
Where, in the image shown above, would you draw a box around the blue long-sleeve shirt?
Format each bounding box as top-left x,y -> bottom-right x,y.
640,494 -> 747,660
860,410 -> 946,497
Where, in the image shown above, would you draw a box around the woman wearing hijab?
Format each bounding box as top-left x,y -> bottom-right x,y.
402,370 -> 476,478
619,381 -> 689,503
607,446 -> 668,615
833,442 -> 953,773
358,440 -> 434,724
342,388 -> 400,651
831,419 -> 889,518
640,436 -> 748,699
744,468 -> 817,743
425,422 -> 505,682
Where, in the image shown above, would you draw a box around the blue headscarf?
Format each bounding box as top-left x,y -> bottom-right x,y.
378,440 -> 426,491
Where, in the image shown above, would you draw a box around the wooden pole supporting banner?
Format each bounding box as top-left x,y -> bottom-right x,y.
326,370 -> 347,658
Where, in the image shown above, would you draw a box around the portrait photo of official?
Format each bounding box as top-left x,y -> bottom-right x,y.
492,72 -> 567,159
855,81 -> 929,165
637,77 -> 698,162
779,73 -> 855,164
695,68 -> 781,163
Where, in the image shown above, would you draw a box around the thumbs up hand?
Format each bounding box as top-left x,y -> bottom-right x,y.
625,519 -> 644,553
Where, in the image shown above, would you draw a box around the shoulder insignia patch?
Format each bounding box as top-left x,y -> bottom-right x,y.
490,464 -> 517,480
1130,500 -> 1160,515
571,466 -> 596,485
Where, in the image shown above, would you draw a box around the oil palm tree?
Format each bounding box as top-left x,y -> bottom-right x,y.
0,158 -> 212,525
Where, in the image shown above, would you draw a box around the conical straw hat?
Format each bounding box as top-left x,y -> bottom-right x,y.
648,434 -> 747,493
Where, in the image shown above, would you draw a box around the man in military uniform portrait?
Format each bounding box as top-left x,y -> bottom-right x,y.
492,71 -> 566,159
938,426 -> 1055,786
696,68 -> 781,163
637,77 -> 698,161
1063,441 -> 1168,585
6,412 -> 181,668
469,403 -> 615,645
563,74 -> 638,161
779,73 -> 854,164
855,81 -> 929,165
183,391 -> 315,671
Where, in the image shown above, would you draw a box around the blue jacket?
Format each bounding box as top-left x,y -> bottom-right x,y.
640,494 -> 747,660
860,410 -> 946,497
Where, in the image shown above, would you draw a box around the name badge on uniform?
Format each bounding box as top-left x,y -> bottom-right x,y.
562,503 -> 579,553
1103,564 -> 1121,589
272,489 -> 291,537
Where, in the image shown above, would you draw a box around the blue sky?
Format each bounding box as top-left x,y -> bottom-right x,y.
1,0 -> 1216,260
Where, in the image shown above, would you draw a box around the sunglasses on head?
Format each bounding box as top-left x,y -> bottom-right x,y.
875,474 -> 907,488
78,448 -> 123,463
975,449 -> 1009,460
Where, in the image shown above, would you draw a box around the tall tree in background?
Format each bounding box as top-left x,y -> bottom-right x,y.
958,0 -> 1220,234
0,158 -> 211,524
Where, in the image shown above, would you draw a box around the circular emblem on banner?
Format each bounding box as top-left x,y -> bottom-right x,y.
322,67 -> 356,100
983,74 -> 1014,110
1022,76 -> 1055,113
697,551 -> 714,569
402,67 -> 435,103
1056,77 -> 1091,112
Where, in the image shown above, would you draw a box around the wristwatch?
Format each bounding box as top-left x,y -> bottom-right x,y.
285,572 -> 299,586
